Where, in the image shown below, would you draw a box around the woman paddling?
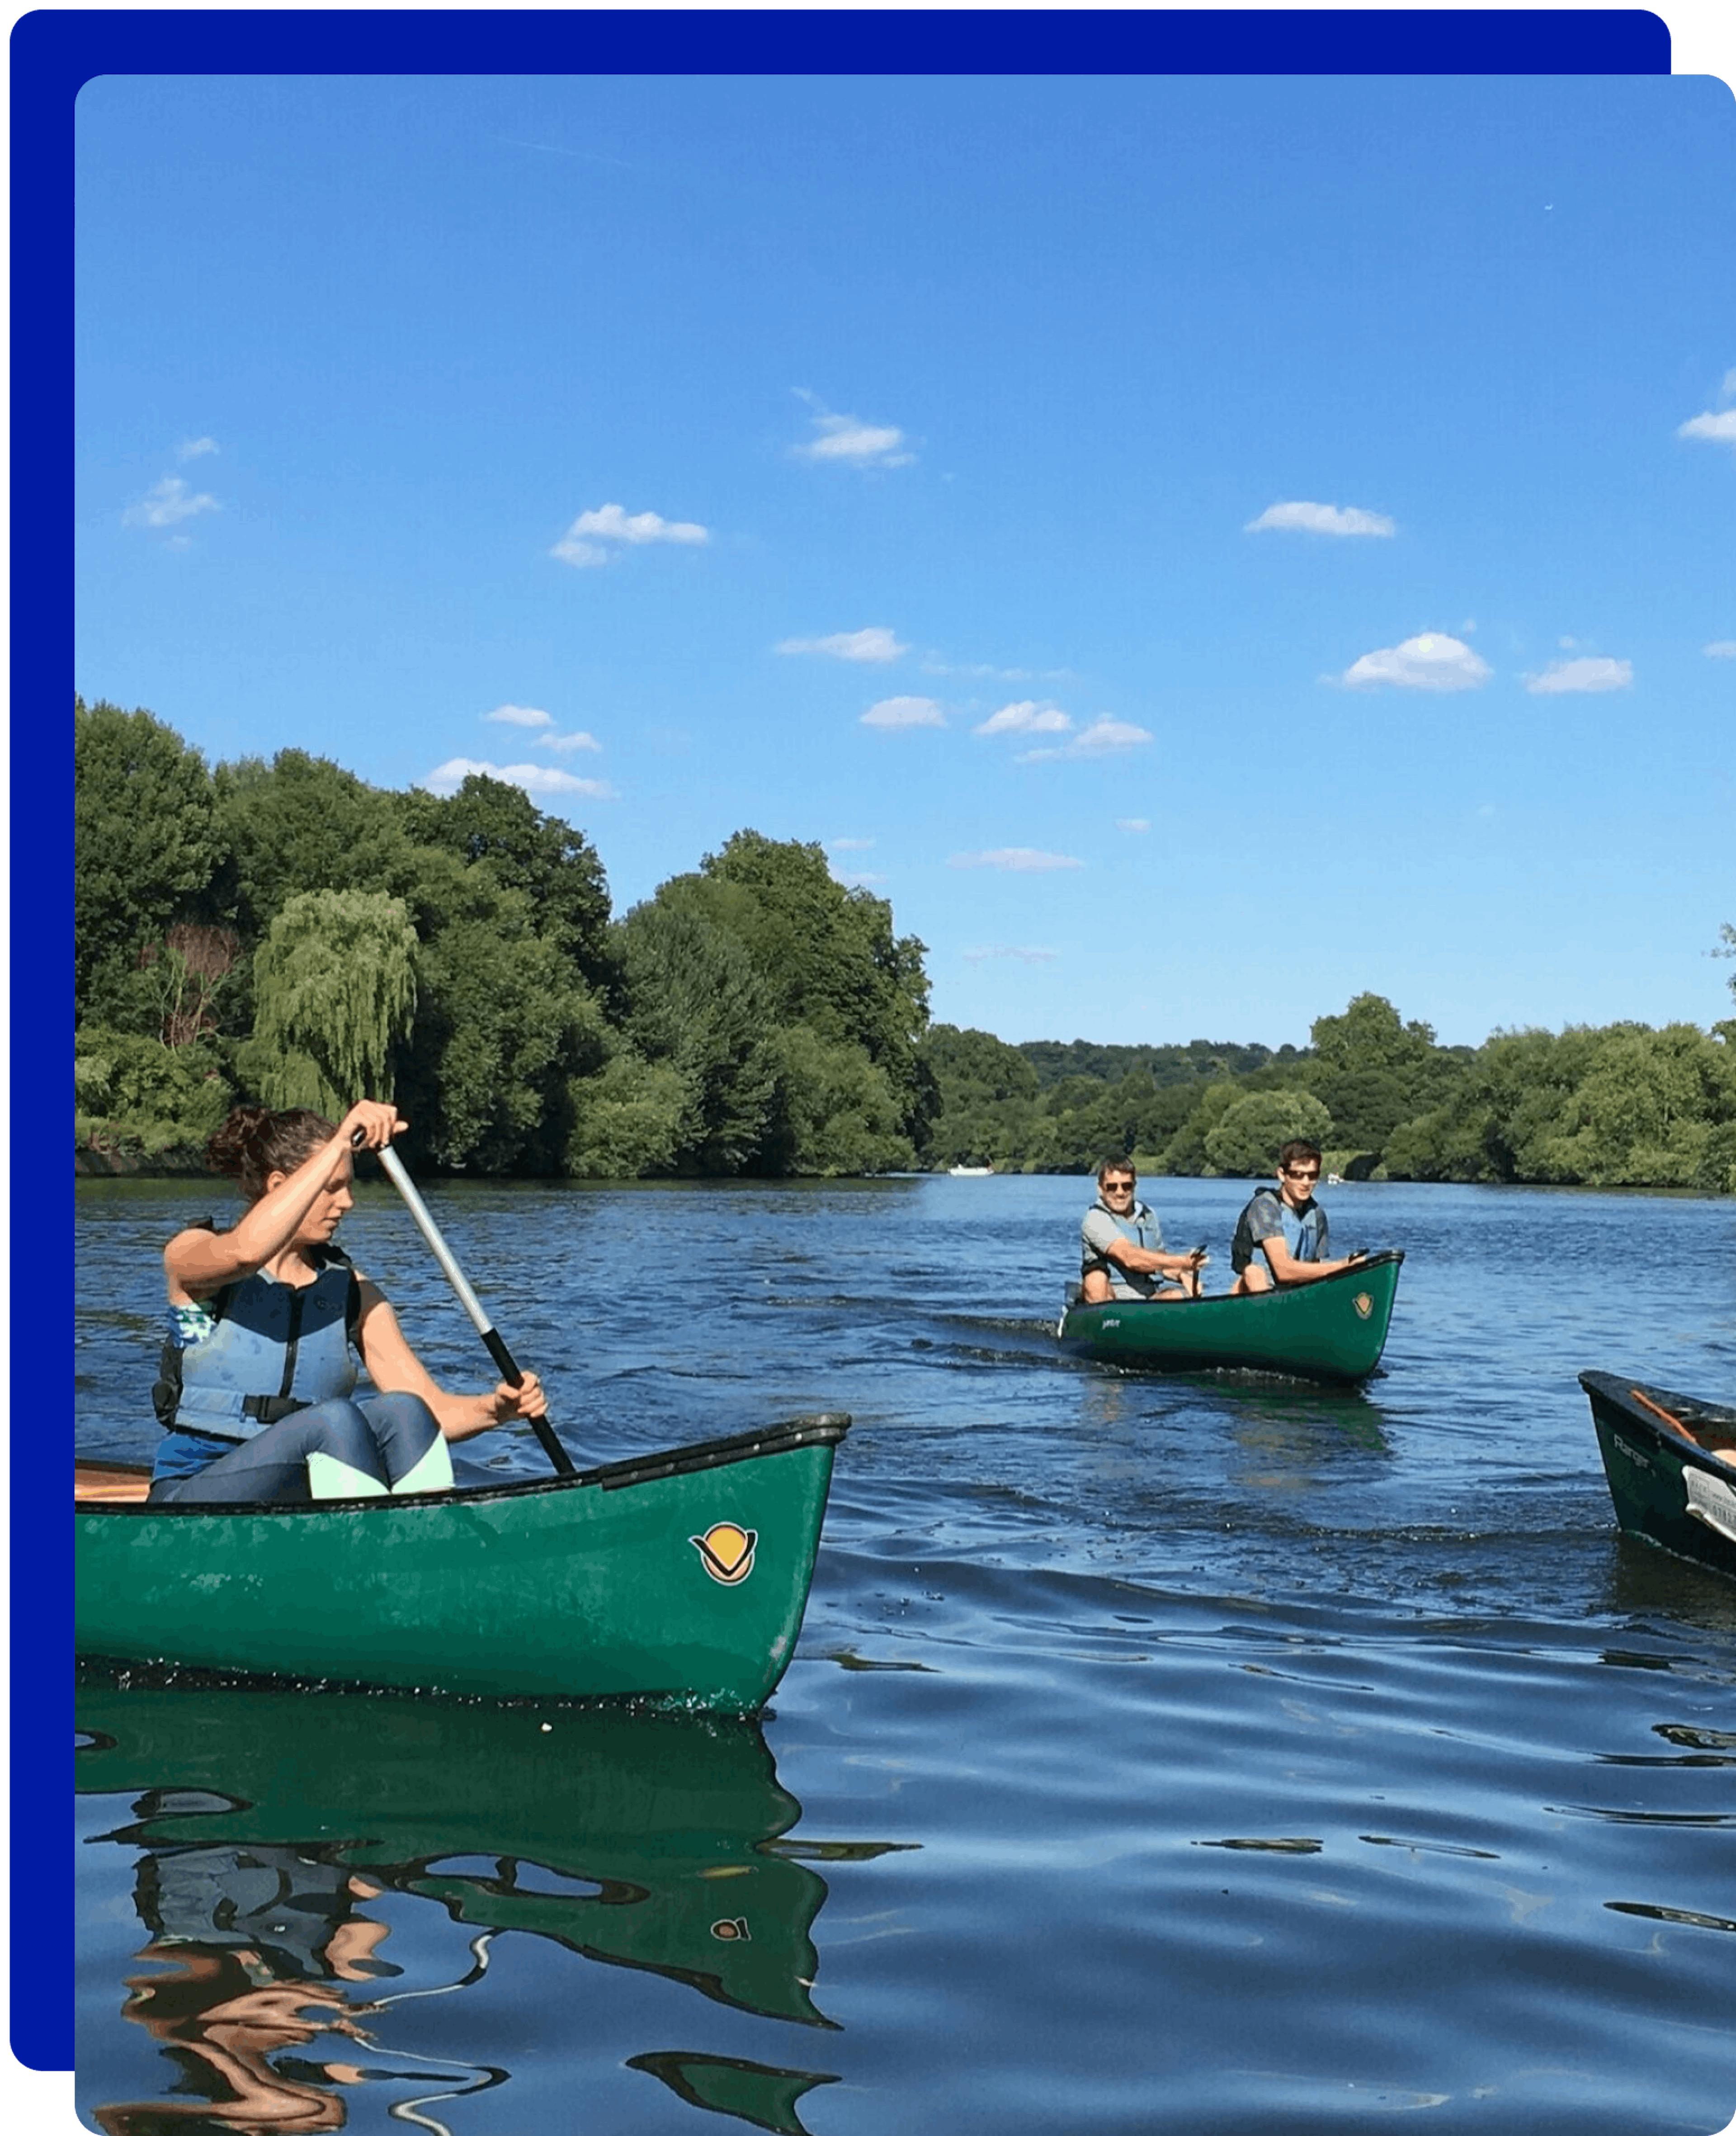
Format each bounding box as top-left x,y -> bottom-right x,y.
151,1100 -> 547,1504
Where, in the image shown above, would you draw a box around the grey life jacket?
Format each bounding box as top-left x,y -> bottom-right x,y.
152,1249 -> 362,1442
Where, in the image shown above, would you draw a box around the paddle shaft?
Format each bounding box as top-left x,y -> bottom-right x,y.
360,1134 -> 576,1476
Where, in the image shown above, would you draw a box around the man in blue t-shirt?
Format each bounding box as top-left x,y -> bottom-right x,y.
1230,1139 -> 1368,1294
1080,1159 -> 1208,1304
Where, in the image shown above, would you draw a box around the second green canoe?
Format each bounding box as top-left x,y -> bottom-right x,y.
1057,1251 -> 1404,1384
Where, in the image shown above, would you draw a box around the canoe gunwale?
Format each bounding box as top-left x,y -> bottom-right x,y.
75,1412 -> 852,1520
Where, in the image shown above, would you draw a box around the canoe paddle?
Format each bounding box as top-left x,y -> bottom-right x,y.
357,1130 -> 577,1477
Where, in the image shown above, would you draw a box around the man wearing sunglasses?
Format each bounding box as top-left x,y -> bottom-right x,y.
1229,1139 -> 1368,1295
1080,1159 -> 1207,1304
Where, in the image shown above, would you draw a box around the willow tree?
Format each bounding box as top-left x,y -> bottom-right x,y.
248,888 -> 418,1115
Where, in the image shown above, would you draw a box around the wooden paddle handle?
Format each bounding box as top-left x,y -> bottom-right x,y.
1628,1386 -> 1700,1447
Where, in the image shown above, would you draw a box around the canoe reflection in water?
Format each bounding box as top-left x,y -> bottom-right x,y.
78,1678 -> 904,2135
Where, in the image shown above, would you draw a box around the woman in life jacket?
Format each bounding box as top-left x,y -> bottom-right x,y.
151,1099 -> 547,1504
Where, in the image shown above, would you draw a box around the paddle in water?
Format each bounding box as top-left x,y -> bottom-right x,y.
356,1130 -> 577,1477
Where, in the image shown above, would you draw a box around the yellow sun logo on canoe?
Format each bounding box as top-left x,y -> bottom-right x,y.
1353,1292 -> 1373,1319
691,1522 -> 758,1585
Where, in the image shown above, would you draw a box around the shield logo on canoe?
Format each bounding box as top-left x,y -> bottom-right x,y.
692,1521 -> 758,1585
1353,1292 -> 1373,1319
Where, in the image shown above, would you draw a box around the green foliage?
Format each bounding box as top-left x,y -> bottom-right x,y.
617,890 -> 783,1173
920,1025 -> 1043,1167
250,889 -> 419,1115
695,832 -> 936,1151
770,1026 -> 915,1177
1202,1090 -> 1336,1176
396,775 -> 614,992
563,1049 -> 688,1179
75,1025 -> 235,1155
75,699 -> 221,1022
213,750 -> 409,940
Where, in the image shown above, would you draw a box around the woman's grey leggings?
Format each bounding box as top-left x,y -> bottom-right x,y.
151,1393 -> 443,1503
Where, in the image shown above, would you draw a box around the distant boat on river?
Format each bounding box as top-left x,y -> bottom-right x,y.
948,1163 -> 994,1177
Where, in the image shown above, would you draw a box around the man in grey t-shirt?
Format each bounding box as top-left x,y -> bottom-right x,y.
1080,1159 -> 1207,1304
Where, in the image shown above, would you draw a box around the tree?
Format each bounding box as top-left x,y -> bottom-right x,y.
694,832 -> 936,1150
246,889 -> 419,1115
213,749 -> 410,940
1304,993 -> 1436,1151
75,1026 -> 234,1155
1202,1090 -> 1335,1176
396,775 -> 614,992
75,699 -> 220,1021
617,891 -> 782,1173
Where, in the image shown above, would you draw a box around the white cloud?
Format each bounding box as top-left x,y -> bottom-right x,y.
1246,500 -> 1396,537
484,704 -> 555,729
1677,409 -> 1736,445
962,945 -> 1060,964
1334,632 -> 1491,691
177,436 -> 218,460
1704,640 -> 1736,659
1116,817 -> 1150,833
1524,656 -> 1633,695
862,695 -> 945,729
420,757 -> 618,801
536,730 -> 604,754
551,502 -> 709,567
777,626 -> 906,662
828,836 -> 876,852
1020,717 -> 1155,764
948,848 -> 1083,873
974,699 -> 1072,737
834,869 -> 887,888
123,476 -> 219,529
791,393 -> 914,468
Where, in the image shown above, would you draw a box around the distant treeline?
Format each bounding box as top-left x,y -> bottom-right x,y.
75,697 -> 1736,1191
923,983 -> 1736,1192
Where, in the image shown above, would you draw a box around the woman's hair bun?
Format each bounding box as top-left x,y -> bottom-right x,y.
205,1105 -> 337,1201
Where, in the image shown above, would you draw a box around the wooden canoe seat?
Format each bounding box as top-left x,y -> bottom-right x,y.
75,1462 -> 154,1504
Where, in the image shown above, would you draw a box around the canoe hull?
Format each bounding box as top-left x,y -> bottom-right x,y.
75,1417 -> 848,1713
1057,1251 -> 1403,1385
1580,1372 -> 1736,1584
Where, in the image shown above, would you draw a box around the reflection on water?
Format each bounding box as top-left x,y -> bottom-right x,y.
77,1678 -> 901,2133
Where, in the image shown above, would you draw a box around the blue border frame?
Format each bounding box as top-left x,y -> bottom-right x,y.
30,3 -> 1671,2083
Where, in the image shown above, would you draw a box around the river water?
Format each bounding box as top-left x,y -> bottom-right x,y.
73,1173 -> 1736,2134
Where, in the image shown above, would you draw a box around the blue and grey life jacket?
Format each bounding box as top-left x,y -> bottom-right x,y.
152,1248 -> 362,1442
1230,1190 -> 1327,1278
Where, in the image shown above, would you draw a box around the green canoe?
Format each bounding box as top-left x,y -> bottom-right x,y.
1580,1372 -> 1736,1583
75,1415 -> 848,1713
1057,1250 -> 1404,1384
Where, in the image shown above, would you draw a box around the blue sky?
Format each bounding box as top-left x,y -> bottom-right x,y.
74,62 -> 1735,1053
